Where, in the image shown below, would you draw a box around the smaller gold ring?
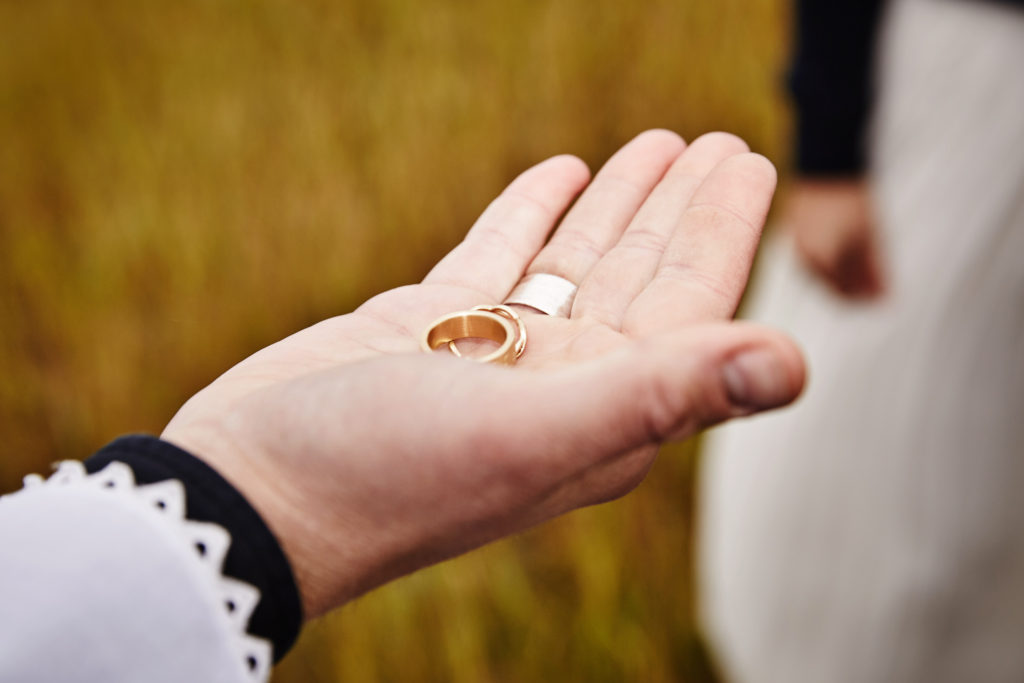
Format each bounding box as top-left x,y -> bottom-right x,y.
420,309 -> 519,366
471,304 -> 527,359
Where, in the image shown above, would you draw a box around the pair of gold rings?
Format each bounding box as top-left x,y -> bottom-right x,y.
420,273 -> 577,366
421,304 -> 526,366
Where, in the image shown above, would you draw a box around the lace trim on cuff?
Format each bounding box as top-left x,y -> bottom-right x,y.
20,460 -> 272,682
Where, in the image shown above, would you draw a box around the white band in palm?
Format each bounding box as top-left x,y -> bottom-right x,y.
504,273 -> 578,317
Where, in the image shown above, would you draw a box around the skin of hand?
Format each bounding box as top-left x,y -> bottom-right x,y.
787,178 -> 887,299
161,130 -> 806,619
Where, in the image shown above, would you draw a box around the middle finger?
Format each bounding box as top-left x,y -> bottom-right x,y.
518,129 -> 686,294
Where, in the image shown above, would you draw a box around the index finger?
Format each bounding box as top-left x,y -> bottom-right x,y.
422,155 -> 591,301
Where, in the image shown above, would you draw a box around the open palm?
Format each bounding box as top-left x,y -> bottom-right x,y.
162,130 -> 805,617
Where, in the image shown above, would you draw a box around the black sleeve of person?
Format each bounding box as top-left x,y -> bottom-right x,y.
85,435 -> 303,663
788,0 -> 886,175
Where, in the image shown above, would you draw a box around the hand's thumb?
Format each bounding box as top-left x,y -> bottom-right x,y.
514,324 -> 805,461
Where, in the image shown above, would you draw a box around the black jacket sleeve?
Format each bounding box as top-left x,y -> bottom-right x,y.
789,0 -> 886,175
86,435 -> 303,662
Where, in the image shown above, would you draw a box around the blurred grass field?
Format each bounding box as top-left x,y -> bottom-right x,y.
0,1 -> 790,680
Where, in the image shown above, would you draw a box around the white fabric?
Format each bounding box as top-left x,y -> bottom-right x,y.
0,461 -> 271,683
699,0 -> 1024,681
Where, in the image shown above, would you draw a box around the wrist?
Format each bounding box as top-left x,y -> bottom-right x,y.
158,422 -> 317,613
160,419 -> 384,618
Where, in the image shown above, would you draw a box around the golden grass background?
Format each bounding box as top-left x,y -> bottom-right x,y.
0,1 -> 790,680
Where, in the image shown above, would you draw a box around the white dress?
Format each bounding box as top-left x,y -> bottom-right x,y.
699,0 -> 1024,681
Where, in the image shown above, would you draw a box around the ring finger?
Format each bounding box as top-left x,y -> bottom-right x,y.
519,130 -> 687,300
571,132 -> 752,328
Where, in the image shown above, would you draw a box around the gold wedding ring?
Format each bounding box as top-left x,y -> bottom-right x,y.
420,304 -> 527,366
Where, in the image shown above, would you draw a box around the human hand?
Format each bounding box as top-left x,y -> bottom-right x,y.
161,130 -> 805,619
787,178 -> 886,299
